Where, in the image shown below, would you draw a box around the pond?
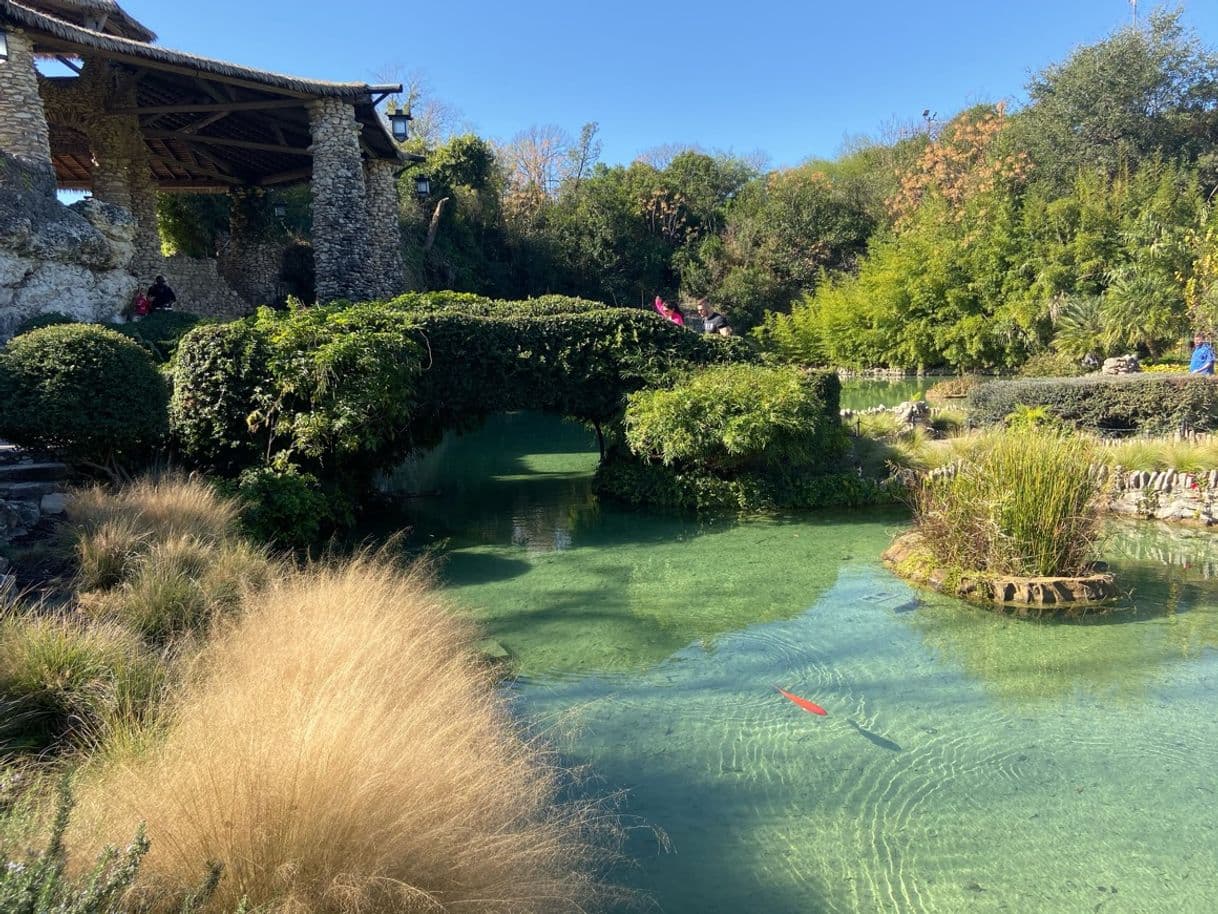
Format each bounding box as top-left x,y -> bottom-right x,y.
838,377 -> 936,411
374,413 -> 1218,914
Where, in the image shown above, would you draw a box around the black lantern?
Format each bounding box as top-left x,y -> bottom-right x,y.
387,108 -> 412,142
414,174 -> 431,199
0,28 -> 9,63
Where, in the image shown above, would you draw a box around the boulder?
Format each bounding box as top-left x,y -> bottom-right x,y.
1101,354 -> 1140,375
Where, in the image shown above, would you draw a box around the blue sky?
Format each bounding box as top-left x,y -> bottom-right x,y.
120,0 -> 1218,168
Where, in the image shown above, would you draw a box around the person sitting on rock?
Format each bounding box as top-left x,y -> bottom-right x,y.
147,275 -> 177,312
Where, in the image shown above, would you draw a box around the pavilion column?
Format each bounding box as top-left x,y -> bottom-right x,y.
308,98 -> 371,302
0,28 -> 55,196
77,60 -> 161,277
363,159 -> 405,299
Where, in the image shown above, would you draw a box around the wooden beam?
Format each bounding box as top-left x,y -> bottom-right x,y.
183,111 -> 231,134
148,153 -> 244,185
144,130 -> 312,157
55,56 -> 83,74
110,99 -> 307,115
257,167 -> 312,186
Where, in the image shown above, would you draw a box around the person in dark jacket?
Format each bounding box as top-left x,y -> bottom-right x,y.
147,275 -> 177,312
696,299 -> 732,336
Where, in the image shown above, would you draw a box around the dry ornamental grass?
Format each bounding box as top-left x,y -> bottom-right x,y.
70,557 -> 620,914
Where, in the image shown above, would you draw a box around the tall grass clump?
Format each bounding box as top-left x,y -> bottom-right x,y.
69,477 -> 240,546
0,610 -> 165,751
71,556 -> 619,914
913,430 -> 1104,577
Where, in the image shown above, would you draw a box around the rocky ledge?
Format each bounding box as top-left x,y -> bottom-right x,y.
882,532 -> 1119,614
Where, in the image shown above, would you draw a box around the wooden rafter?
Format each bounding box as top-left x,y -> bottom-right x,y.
147,153 -> 243,185
143,130 -> 311,157
109,99 -> 309,115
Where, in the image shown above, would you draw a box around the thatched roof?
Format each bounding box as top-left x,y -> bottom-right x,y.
3,1 -> 389,99
12,0 -> 154,42
1,0 -> 418,191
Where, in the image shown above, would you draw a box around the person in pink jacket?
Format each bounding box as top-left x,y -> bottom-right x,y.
654,295 -> 686,327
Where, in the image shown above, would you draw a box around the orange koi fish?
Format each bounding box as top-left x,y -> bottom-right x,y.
774,685 -> 828,717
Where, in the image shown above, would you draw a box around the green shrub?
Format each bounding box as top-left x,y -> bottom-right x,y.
968,374 -> 1218,435
598,365 -> 855,511
913,431 -> 1104,577
0,326 -> 168,470
622,365 -> 844,474
1017,351 -> 1088,378
235,464 -> 334,547
171,300 -> 752,498
107,312 -> 203,364
12,313 -> 79,337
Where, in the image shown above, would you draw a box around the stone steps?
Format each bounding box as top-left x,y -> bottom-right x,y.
0,462 -> 68,484
0,480 -> 61,501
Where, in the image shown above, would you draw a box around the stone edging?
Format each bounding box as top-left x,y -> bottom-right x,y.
882,532 -> 1119,613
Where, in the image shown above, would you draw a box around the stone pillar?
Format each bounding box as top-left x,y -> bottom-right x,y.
363,159 -> 405,300
309,98 -> 370,302
0,29 -> 55,194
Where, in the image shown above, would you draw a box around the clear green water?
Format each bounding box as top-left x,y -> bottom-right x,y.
839,378 -> 935,411
377,413 -> 1218,914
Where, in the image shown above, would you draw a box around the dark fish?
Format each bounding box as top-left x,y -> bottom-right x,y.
848,719 -> 902,752
891,598 -> 922,614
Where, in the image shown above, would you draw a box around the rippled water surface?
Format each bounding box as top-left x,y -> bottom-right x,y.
839,378 -> 935,411
377,413 -> 1218,914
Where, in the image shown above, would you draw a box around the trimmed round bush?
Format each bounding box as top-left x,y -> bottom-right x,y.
12,312 -> 80,337
0,324 -> 169,468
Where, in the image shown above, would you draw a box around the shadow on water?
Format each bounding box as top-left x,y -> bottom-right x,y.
847,718 -> 903,752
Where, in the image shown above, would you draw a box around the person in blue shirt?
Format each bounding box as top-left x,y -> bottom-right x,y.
1190,334 -> 1215,375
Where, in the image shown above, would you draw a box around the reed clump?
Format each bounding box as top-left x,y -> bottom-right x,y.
70,556 -> 619,914
913,430 -> 1105,577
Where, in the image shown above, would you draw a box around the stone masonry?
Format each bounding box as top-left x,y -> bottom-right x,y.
309,98 -> 371,302
364,159 -> 405,299
0,29 -> 54,194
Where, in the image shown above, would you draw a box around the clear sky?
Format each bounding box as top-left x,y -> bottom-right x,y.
119,0 -> 1218,168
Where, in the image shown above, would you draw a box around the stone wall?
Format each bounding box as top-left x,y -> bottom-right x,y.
309,99 -> 371,302
218,188 -> 286,306
1103,466 -> 1218,525
0,442 -> 67,592
162,254 -> 252,319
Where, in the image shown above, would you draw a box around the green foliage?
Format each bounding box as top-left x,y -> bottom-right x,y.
595,459 -> 893,512
0,325 -> 168,470
12,313 -> 77,337
157,193 -> 231,258
1004,403 -> 1062,432
1016,10 -> 1218,190
598,366 -> 854,512
234,464 -> 333,548
171,298 -> 752,533
0,782 -> 223,914
968,374 -> 1218,435
622,364 -> 843,473
913,430 -> 1103,577
109,312 -> 203,364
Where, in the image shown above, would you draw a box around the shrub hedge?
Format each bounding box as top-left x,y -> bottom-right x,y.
0,325 -> 168,469
967,374 -> 1218,435
170,298 -> 750,532
597,365 -> 861,511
